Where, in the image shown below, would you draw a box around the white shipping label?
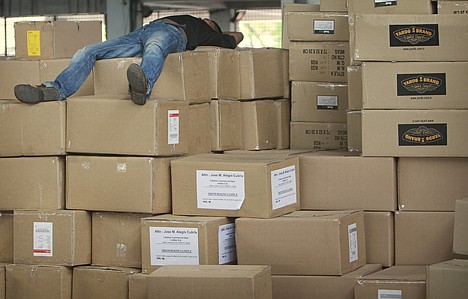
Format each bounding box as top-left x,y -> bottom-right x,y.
218,223 -> 236,264
314,20 -> 335,34
196,170 -> 245,210
271,165 -> 297,210
168,110 -> 180,145
378,289 -> 402,299
348,223 -> 358,262
149,227 -> 199,266
33,222 -> 53,257
317,95 -> 339,110
375,0 -> 397,8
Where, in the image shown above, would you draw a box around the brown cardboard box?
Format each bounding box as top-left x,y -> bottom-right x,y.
141,215 -> 236,274
147,265 -> 272,299
0,264 -> 4,299
290,121 -> 347,151
6,264 -> 72,299
291,81 -> 348,123
353,109 -> 468,157
454,198 -> 468,255
282,3 -> 320,49
92,212 -> 152,269
299,151 -> 397,211
365,212 -> 395,267
274,99 -> 291,150
272,264 -> 382,299
289,42 -> 349,82
210,100 -> 243,151
350,14 -> 468,62
348,0 -> 434,14
348,62 -> 468,110
355,266 -> 427,299
14,20 -> 102,60
0,213 -> 13,263
66,155 -> 173,213
239,48 -> 284,100
236,210 -> 366,275
398,158 -> 468,211
241,100 -> 277,151
92,57 -> 140,95
320,0 -> 348,12
287,12 -> 349,41
438,1 -> 468,14
281,50 -> 290,98
13,210 -> 91,266
66,95 -> 189,156
188,103 -> 211,155
0,157 -> 64,211
0,58 -> 93,99
72,266 -> 139,299
346,110 -> 362,153
0,100 -> 66,157
171,153 -> 300,218
395,211 -> 455,265
128,273 -> 148,299
427,259 -> 468,299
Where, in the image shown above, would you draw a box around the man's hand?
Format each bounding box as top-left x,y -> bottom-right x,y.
224,32 -> 244,45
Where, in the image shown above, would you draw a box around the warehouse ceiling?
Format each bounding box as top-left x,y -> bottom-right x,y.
142,0 -> 281,10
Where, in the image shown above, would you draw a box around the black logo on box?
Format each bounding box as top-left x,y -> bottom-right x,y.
398,124 -> 447,146
390,24 -> 439,47
375,0 -> 397,8
397,73 -> 446,96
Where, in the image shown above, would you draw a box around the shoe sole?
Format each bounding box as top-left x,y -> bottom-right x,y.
14,84 -> 44,104
127,64 -> 148,105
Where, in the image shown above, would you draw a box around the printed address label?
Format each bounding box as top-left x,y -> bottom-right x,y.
196,170 -> 245,210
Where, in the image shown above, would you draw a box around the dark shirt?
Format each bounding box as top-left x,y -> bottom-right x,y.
162,15 -> 237,50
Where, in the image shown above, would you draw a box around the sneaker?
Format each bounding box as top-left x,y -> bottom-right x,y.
127,63 -> 148,105
14,84 -> 61,104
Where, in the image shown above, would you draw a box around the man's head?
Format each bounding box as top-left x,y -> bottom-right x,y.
203,18 -> 222,33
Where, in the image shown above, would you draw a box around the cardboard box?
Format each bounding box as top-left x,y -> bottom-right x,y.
289,42 -> 349,82
14,20 -> 102,60
0,157 -> 64,211
398,158 -> 468,211
72,266 -> 139,299
188,103 -> 211,155
454,198 -> 468,255
171,153 -> 300,218
14,210 -> 91,266
0,100 -> 66,157
272,264 -> 382,299
290,121 -> 347,151
6,264 -> 72,299
210,100 -> 243,151
147,265 -> 272,299
0,213 -> 13,263
0,58 -> 94,99
365,212 -> 395,267
438,1 -> 468,14
236,210 -> 366,275
346,110 -> 362,153
282,3 -> 320,49
241,100 -> 277,151
287,12 -> 349,41
274,99 -> 291,150
320,0 -> 348,12
0,264 -> 4,299
281,50 -> 290,98
291,81 -> 348,123
66,155 -> 174,213
348,0 -> 434,14
141,215 -> 235,274
348,62 -> 468,110
239,48 -> 284,100
350,14 -> 468,62
427,259 -> 468,299
92,212 -> 152,269
395,211 -> 455,265
355,266 -> 427,299
353,109 -> 468,157
66,95 -> 189,156
128,273 -> 148,299
299,151 -> 397,211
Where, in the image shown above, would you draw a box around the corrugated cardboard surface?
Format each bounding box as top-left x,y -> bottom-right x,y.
398,158 -> 468,211
210,100 -> 242,151
66,155 -> 173,213
274,99 -> 290,150
147,265 -> 272,299
282,3 -> 320,49
454,198 -> 468,255
395,211 -> 455,265
0,157 -> 64,211
281,50 -> 289,98
290,121 -> 347,151
6,264 -> 72,299
129,273 -> 148,299
427,259 -> 468,299
348,0 -> 434,14
13,210 -> 91,266
364,212 -> 395,267
320,0 -> 347,12
171,153 -> 300,218
438,1 -> 468,14
299,151 -> 397,211
272,264 -> 382,299
0,264 -> 5,299
355,266 -> 427,299
241,100 -> 277,151
92,212 -> 152,269
66,95 -> 189,156
346,110 -> 362,153
287,12 -> 349,41
0,213 -> 13,263
188,103 -> 212,155
236,210 -> 366,275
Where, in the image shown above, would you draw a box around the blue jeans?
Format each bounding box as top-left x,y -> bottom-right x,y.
44,21 -> 187,99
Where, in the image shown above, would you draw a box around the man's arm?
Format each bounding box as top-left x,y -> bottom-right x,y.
224,32 -> 244,45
